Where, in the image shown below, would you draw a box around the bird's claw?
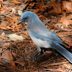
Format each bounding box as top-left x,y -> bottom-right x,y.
32,52 -> 43,62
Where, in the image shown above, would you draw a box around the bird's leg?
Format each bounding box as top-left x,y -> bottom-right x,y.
33,47 -> 44,61
34,47 -> 41,57
40,47 -> 46,54
33,47 -> 52,61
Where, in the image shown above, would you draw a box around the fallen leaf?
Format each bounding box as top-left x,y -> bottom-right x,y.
59,15 -> 72,27
10,0 -> 21,4
0,0 -> 3,2
7,33 -> 24,41
1,50 -> 13,61
62,1 -> 72,12
0,24 -> 11,30
0,50 -> 16,69
48,1 -> 62,14
5,16 -> 19,24
58,32 -> 72,47
0,6 -> 11,15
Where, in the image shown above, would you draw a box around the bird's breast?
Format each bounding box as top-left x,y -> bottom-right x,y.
28,30 -> 51,48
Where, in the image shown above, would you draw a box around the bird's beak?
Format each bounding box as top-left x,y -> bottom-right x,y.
17,19 -> 23,24
17,19 -> 27,25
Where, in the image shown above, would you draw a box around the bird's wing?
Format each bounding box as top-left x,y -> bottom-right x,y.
29,30 -> 72,63
30,29 -> 63,44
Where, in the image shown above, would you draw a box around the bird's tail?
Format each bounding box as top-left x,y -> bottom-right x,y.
53,43 -> 72,63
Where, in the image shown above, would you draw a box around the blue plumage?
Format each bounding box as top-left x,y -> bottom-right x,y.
20,11 -> 72,63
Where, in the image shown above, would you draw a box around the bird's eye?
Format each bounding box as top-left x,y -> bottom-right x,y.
22,17 -> 28,22
23,17 -> 28,20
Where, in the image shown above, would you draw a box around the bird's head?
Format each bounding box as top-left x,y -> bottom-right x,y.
19,11 -> 37,23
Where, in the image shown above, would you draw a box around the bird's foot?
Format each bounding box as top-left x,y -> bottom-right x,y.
32,52 -> 43,62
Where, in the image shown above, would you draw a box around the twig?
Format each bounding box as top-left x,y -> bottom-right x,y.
47,61 -> 68,66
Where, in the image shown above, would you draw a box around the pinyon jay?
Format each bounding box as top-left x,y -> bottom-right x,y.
19,11 -> 72,63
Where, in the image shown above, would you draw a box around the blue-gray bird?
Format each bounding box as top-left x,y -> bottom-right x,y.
20,11 -> 72,63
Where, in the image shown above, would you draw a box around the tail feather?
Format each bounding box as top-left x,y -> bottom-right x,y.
53,43 -> 72,63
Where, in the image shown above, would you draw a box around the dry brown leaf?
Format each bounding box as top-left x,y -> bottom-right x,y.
0,0 -> 3,2
48,1 -> 62,14
0,24 -> 21,32
1,50 -> 13,61
10,24 -> 22,31
0,0 -> 3,8
5,16 -> 19,24
59,15 -> 72,27
62,1 -> 72,12
1,43 -> 10,49
15,61 -> 25,66
0,50 -> 16,69
0,6 -> 11,14
0,15 -> 21,31
11,0 -> 21,4
58,32 -> 72,47
0,25 -> 11,30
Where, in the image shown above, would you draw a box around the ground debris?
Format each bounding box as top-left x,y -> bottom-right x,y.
0,0 -> 72,72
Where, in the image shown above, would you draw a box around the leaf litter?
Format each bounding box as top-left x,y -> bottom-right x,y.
0,0 -> 72,72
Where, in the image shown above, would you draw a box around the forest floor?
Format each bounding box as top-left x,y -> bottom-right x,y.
0,0 -> 72,72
